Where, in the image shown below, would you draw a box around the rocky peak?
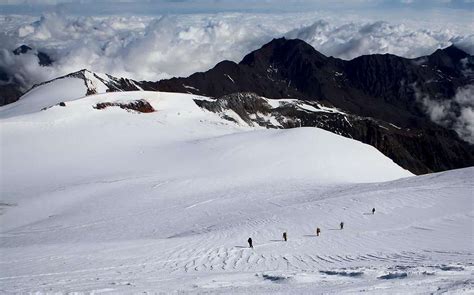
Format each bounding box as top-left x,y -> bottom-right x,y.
12,45 -> 53,66
431,45 -> 470,62
13,45 -> 32,55
425,45 -> 473,76
240,37 -> 328,70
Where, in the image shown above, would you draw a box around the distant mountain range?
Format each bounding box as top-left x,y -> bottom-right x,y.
2,38 -> 473,174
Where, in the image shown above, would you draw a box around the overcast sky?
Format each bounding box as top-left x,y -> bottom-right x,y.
1,0 -> 473,15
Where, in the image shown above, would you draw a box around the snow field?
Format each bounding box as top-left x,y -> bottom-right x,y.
0,91 -> 472,293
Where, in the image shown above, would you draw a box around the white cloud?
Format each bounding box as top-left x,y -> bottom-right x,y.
418,85 -> 474,144
285,20 -> 473,60
453,85 -> 474,143
0,12 -> 472,93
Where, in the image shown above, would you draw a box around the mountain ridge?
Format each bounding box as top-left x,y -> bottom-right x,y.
145,38 -> 473,174
3,39 -> 473,175
151,38 -> 473,128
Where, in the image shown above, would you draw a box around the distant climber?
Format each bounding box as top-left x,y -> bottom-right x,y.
372,208 -> 376,214
316,227 -> 321,236
283,232 -> 287,242
248,237 -> 253,248
340,222 -> 344,230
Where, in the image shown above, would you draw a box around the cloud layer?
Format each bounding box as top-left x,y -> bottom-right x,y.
0,11 -> 473,92
418,85 -> 474,144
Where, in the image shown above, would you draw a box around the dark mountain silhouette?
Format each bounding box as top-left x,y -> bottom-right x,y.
150,38 -> 472,128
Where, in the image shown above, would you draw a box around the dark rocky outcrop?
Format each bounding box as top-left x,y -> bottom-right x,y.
94,99 -> 155,113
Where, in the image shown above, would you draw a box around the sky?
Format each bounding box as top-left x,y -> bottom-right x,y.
0,0 -> 473,15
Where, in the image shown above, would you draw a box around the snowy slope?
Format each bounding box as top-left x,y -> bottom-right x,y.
0,76 -> 88,119
0,69 -> 141,119
0,91 -> 472,293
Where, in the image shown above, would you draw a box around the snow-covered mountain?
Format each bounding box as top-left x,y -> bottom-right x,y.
0,69 -> 142,119
0,90 -> 412,192
4,39 -> 473,175
1,89 -> 472,293
152,38 -> 474,174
